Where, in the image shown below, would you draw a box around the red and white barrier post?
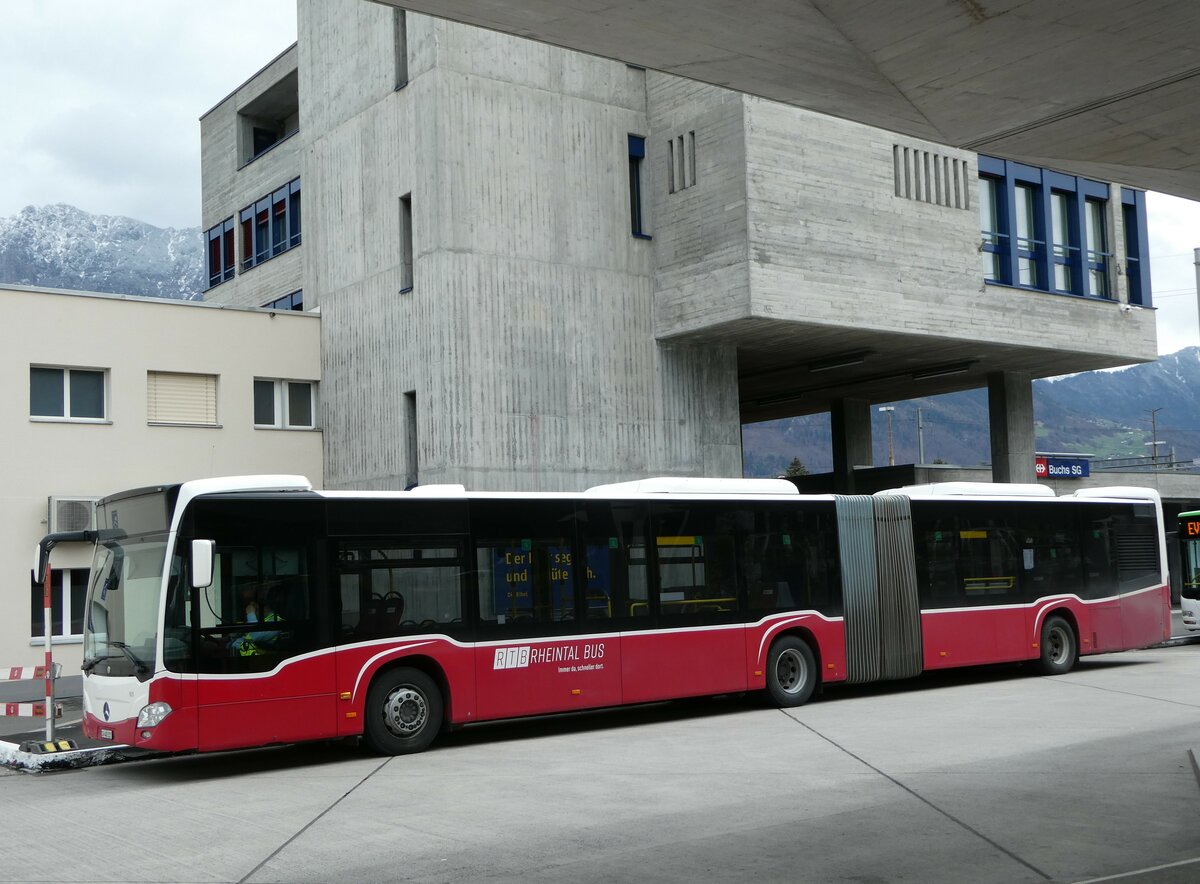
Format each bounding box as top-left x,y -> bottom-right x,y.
42,556 -> 54,742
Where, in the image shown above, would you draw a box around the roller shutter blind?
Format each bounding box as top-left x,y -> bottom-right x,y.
147,371 -> 217,425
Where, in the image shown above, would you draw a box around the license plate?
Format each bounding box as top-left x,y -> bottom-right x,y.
99,728 -> 113,740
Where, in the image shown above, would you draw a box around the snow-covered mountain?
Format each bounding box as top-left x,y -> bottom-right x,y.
0,204 -> 203,300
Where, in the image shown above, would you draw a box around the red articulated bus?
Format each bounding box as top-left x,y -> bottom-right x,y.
81,475 -> 1169,755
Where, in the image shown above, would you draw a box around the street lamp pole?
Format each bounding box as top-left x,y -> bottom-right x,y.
1147,407 -> 1163,468
879,406 -> 895,466
916,407 -> 925,465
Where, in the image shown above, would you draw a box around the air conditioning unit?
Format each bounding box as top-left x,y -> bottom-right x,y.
47,496 -> 98,534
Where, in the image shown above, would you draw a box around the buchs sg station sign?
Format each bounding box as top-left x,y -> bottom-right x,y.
1035,456 -> 1089,479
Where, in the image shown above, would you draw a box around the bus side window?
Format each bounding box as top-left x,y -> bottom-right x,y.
911,503 -> 958,607
471,498 -> 581,635
476,539 -> 574,626
957,515 -> 1021,604
578,501 -> 649,623
651,503 -> 740,624
335,541 -> 464,640
582,543 -> 614,620
744,511 -> 803,613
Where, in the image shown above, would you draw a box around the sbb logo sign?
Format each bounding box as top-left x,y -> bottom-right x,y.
1034,456 -> 1089,479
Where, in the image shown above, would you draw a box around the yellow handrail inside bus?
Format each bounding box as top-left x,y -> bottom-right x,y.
963,576 -> 1014,592
629,596 -> 736,616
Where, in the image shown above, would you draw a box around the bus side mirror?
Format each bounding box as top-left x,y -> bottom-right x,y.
191,540 -> 215,588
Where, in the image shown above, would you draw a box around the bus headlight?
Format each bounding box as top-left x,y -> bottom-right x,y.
136,702 -> 173,728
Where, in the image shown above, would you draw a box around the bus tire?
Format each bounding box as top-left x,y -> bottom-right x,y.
1037,615 -> 1077,676
363,667 -> 443,755
766,636 -> 817,707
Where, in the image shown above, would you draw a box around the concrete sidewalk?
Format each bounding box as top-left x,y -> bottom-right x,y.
4,644 -> 1200,882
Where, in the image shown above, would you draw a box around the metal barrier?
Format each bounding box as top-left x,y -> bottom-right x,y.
0,664 -> 63,723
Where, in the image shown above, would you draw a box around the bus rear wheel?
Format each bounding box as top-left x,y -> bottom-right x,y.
1037,615 -> 1077,676
766,636 -> 817,707
364,667 -> 443,755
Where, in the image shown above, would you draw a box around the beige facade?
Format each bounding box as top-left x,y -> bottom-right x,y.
1,285 -> 322,671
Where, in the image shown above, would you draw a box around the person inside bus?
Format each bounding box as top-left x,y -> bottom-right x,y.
230,583 -> 287,656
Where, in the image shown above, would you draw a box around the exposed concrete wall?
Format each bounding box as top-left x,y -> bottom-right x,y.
298,0 -> 399,137
200,45 -> 303,309
0,286 -> 322,671
742,104 -> 979,334
305,6 -> 742,491
988,371 -> 1036,484
647,74 -> 752,336
209,249 -> 304,311
830,398 -> 873,493
650,94 -> 1155,365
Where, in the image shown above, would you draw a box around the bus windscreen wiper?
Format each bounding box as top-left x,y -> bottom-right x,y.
109,641 -> 150,675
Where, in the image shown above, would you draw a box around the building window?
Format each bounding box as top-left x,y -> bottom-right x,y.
1013,183 -> 1042,287
30,366 -> 106,421
399,194 -> 413,292
206,217 -> 236,289
628,134 -> 649,238
240,177 -> 301,271
394,9 -> 408,88
31,567 -> 89,641
147,371 -> 218,426
979,156 -> 1129,303
668,131 -> 697,194
1122,188 -> 1151,306
1050,191 -> 1075,292
237,69 -> 299,165
404,390 -> 418,487
1085,198 -> 1110,298
263,290 -> 303,311
978,176 -> 1005,282
255,378 -> 316,429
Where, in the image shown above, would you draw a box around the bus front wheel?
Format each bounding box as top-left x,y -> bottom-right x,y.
1037,615 -> 1077,676
766,636 -> 817,707
364,667 -> 443,755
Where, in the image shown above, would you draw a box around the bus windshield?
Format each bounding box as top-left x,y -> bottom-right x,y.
82,489 -> 176,679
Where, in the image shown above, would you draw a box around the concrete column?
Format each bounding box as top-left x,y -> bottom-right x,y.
830,397 -> 872,493
987,371 -> 1035,484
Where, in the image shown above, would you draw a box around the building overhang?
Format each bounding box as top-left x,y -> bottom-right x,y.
379,0 -> 1200,201
660,296 -> 1158,424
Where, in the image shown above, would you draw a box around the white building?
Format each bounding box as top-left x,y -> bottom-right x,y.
2,285 -> 321,671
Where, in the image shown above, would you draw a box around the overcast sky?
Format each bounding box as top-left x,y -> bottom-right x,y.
2,1 -> 1199,356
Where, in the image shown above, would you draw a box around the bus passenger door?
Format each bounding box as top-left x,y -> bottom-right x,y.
188,500 -> 338,752
621,507 -> 746,704
470,500 -> 622,720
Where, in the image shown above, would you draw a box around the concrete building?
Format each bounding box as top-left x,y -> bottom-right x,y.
200,0 -> 1156,495
2,285 -> 322,671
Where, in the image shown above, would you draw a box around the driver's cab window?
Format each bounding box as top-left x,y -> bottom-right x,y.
194,545 -> 309,672
179,497 -> 323,674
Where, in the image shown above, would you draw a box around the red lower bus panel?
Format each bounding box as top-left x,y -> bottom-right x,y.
620,626 -> 746,704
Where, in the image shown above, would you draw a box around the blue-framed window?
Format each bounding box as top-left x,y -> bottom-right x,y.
239,177 -> 301,271
977,157 -> 1138,303
205,217 -> 235,289
1121,188 -> 1151,306
1013,182 -> 1043,287
1085,197 -> 1110,297
628,134 -> 650,238
978,175 -> 1006,282
262,290 -> 303,311
1049,191 -> 1076,292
